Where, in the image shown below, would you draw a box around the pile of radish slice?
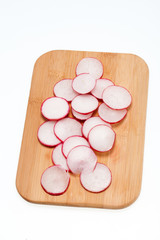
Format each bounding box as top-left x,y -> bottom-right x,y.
38,57 -> 132,195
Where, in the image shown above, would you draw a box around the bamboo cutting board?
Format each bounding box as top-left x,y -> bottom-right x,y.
16,50 -> 149,209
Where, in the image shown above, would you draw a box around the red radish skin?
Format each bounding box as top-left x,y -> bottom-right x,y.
102,85 -> 132,110
80,163 -> 112,193
72,73 -> 97,94
41,97 -> 69,120
37,121 -> 61,147
53,79 -> 79,102
52,143 -> 69,171
98,103 -> 127,124
72,108 -> 93,120
91,78 -> 114,99
41,166 -> 70,196
88,124 -> 116,152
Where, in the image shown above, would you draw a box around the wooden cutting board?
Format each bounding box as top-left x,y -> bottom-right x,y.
16,50 -> 149,209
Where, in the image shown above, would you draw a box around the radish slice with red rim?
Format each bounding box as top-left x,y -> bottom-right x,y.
91,78 -> 114,99
54,117 -> 82,142
41,166 -> 70,195
72,108 -> 93,120
102,85 -> 132,110
72,73 -> 96,94
76,57 -> 103,79
80,163 -> 112,193
67,145 -> 97,174
71,94 -> 98,114
41,97 -> 69,120
62,136 -> 90,158
98,103 -> 127,123
53,79 -> 79,102
82,116 -> 111,138
38,121 -> 61,147
52,144 -> 69,171
88,124 -> 115,152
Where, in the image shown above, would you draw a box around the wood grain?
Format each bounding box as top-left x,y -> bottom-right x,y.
16,50 -> 149,209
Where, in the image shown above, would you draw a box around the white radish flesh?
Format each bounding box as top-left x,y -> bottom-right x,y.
41,166 -> 70,195
52,144 -> 69,171
54,117 -> 82,142
76,57 -> 103,79
67,145 -> 97,174
71,94 -> 98,114
72,73 -> 96,94
91,78 -> 114,99
102,85 -> 132,109
53,79 -> 79,102
37,121 -> 61,147
80,163 -> 112,193
41,97 -> 69,120
88,124 -> 115,152
62,136 -> 90,158
98,103 -> 127,123
72,108 -> 93,120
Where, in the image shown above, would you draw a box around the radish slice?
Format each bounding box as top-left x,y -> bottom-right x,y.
80,163 -> 112,193
98,103 -> 127,123
76,57 -> 103,79
41,166 -> 70,195
72,108 -> 93,120
67,145 -> 97,174
38,121 -> 61,147
54,117 -> 82,142
62,136 -> 90,158
41,97 -> 69,120
53,79 -> 79,102
91,78 -> 114,99
52,144 -> 69,171
88,124 -> 115,152
102,85 -> 132,110
71,94 -> 98,114
72,73 -> 96,94
82,117 -> 111,139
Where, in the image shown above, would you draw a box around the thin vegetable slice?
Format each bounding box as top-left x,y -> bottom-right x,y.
52,144 -> 69,171
91,78 -> 114,99
72,73 -> 96,94
72,108 -> 93,120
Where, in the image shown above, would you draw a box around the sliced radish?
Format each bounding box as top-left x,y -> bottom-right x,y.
62,136 -> 90,158
102,85 -> 132,110
98,103 -> 127,123
71,94 -> 98,114
53,79 -> 79,102
54,117 -> 82,142
91,78 -> 114,99
72,108 -> 93,120
52,144 -> 69,171
41,166 -> 70,195
38,121 -> 61,147
67,145 -> 97,174
72,73 -> 96,94
80,163 -> 112,193
88,124 -> 115,152
76,57 -> 103,79
41,97 -> 69,120
82,116 -> 111,139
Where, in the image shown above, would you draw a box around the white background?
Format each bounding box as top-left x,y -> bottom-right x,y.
0,0 -> 160,239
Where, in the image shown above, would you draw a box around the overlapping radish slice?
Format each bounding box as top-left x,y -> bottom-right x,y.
67,145 -> 97,174
80,163 -> 112,193
82,116 -> 111,138
38,121 -> 61,147
54,117 -> 82,142
91,78 -> 114,99
53,79 -> 79,102
72,108 -> 93,120
76,57 -> 103,79
62,136 -> 90,158
88,124 -> 115,152
72,73 -> 96,94
41,97 -> 69,120
41,166 -> 70,195
98,103 -> 127,123
52,144 -> 69,171
102,85 -> 132,109
71,94 -> 98,114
